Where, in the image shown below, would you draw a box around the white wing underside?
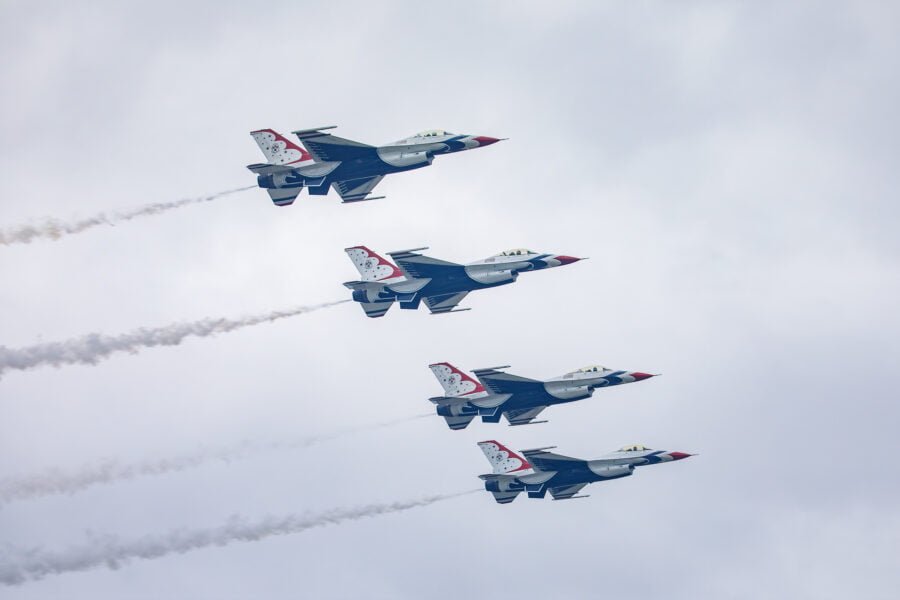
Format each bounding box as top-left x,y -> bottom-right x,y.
424,292 -> 469,314
504,406 -> 547,426
549,482 -> 589,500
334,175 -> 384,202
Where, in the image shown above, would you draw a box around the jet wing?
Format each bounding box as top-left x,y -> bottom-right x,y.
334,176 -> 384,203
424,292 -> 469,314
521,447 -> 586,472
503,406 -> 548,426
548,482 -> 590,500
472,368 -> 545,396
293,127 -> 379,163
388,248 -> 466,281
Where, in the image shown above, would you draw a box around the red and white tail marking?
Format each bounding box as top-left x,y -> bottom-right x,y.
429,362 -> 485,397
345,246 -> 403,282
250,129 -> 313,166
478,440 -> 533,475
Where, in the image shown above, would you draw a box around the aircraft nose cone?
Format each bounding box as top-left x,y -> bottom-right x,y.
473,136 -> 502,147
554,255 -> 581,266
668,452 -> 693,461
630,372 -> 654,381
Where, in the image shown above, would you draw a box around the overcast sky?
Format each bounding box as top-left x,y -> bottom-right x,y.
1,1 -> 898,598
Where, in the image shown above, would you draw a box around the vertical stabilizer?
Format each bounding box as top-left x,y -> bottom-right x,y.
345,246 -> 404,282
251,129 -> 314,166
477,440 -> 533,475
429,362 -> 486,397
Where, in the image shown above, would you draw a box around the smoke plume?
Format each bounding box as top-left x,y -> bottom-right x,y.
0,414 -> 431,505
0,300 -> 349,379
0,186 -> 255,246
0,490 -> 477,585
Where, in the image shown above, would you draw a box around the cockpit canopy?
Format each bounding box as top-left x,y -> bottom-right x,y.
499,248 -> 536,257
619,444 -> 651,452
415,129 -> 449,138
575,365 -> 610,374
563,365 -> 611,379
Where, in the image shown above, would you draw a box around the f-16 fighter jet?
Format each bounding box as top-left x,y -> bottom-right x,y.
428,363 -> 656,429
343,246 -> 583,318
247,127 -> 503,206
477,440 -> 693,503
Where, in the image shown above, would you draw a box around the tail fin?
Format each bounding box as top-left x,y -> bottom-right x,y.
429,362 -> 486,397
250,129 -> 314,166
345,246 -> 403,282
478,440 -> 533,475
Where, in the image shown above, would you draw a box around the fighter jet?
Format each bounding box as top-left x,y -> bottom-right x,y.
428,363 -> 656,429
247,127 -> 503,206
477,440 -> 693,503
343,246 -> 583,318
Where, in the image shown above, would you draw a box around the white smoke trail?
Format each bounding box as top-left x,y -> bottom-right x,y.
0,490 -> 478,586
0,300 -> 349,379
0,414 -> 432,505
0,186 -> 256,246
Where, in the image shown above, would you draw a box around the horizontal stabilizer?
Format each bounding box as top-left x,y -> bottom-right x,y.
342,280 -> 385,291
429,395 -> 464,405
478,473 -> 517,482
246,163 -> 296,175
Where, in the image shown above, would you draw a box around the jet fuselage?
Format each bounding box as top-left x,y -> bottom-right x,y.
381,253 -> 580,302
